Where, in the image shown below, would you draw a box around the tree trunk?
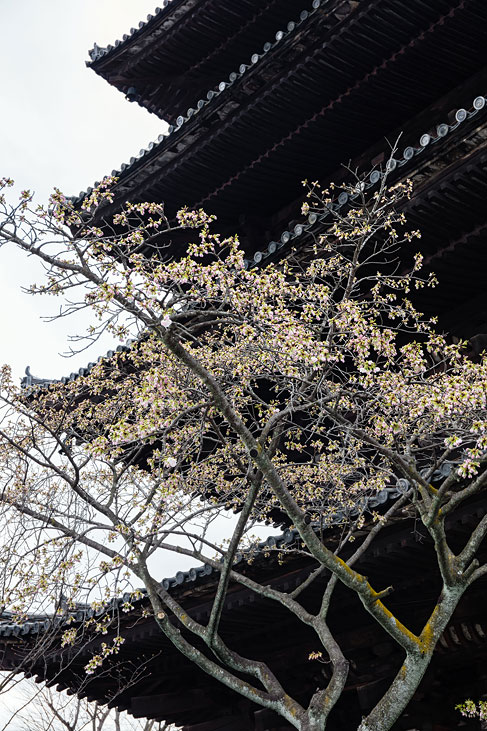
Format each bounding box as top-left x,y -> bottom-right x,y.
357,652 -> 431,731
358,585 -> 465,731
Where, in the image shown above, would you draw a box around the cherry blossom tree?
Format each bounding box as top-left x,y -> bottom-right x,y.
0,172 -> 486,731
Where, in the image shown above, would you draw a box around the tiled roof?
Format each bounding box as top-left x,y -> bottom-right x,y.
21,343 -> 133,389
86,0 -> 334,123
0,483 -> 409,639
87,0 -> 186,65
73,0 -> 337,202
72,0 -> 487,242
24,88 -> 487,390
246,92 -> 487,268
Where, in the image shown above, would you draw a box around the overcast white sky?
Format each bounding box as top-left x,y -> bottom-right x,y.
0,3 -> 169,723
1,0 -> 166,383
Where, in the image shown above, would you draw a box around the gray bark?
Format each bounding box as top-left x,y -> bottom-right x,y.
357,585 -> 465,731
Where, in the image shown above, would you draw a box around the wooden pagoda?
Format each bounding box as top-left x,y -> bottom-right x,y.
5,1 -> 487,729
76,0 -> 487,337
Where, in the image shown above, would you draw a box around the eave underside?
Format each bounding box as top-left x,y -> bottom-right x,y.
92,0 -> 487,232
3,498 -> 487,730
89,0 -> 320,124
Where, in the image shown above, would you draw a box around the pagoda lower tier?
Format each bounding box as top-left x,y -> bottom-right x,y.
2,494 -> 487,731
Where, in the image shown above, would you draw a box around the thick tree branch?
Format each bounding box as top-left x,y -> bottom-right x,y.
137,563 -> 306,729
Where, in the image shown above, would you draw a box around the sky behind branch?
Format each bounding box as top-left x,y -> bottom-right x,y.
0,5 -> 177,720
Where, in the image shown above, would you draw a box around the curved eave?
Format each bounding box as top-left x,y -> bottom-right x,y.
21,342 -> 134,390
1,485 -> 485,730
250,88 -> 487,267
77,0 -> 354,201
88,0 -> 328,124
35,97 -> 487,391
0,485 -> 399,641
78,0 -> 487,230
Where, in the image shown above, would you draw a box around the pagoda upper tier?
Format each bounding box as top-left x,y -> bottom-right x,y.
82,0 -> 487,249
87,0 -> 311,124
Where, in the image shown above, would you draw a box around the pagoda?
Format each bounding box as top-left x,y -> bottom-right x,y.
6,1 -> 487,729
73,0 -> 487,338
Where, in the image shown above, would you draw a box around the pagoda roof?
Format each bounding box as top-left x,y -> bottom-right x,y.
0,486 -> 401,641
70,81 -> 487,265
77,0 -> 346,202
76,0 -> 487,243
87,0 -> 323,124
25,85 -> 487,392
1,485 -> 486,730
